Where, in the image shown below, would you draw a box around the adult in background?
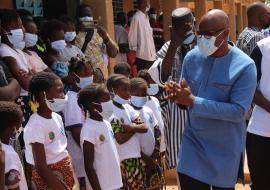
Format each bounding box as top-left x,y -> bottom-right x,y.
149,8 -> 164,52
246,28 -> 270,189
128,0 -> 156,71
148,8 -> 195,169
114,12 -> 129,65
236,2 -> 270,56
166,9 -> 257,190
75,3 -> 118,78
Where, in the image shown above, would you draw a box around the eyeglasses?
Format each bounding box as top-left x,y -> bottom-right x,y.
196,28 -> 226,39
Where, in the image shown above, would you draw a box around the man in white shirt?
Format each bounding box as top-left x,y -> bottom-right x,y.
128,0 -> 156,71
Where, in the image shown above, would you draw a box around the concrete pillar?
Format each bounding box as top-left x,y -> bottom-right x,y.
162,0 -> 179,41
83,0 -> 116,76
236,3 -> 243,37
228,0 -> 236,42
213,0 -> 224,10
194,0 -> 208,25
242,5 -> 248,28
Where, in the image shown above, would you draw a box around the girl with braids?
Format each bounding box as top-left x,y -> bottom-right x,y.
63,57 -> 93,188
41,19 -> 79,93
107,74 -> 148,189
130,78 -> 165,189
0,101 -> 28,190
78,83 -> 122,190
23,72 -> 75,189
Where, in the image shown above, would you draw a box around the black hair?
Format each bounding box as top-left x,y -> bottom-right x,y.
130,77 -> 147,92
33,16 -> 47,31
148,8 -> 156,15
137,69 -> 152,82
41,19 -> 65,42
69,57 -> 91,73
59,15 -> 76,28
77,83 -> 107,115
76,3 -> 90,18
106,73 -> 122,92
0,9 -> 20,30
116,12 -> 126,26
22,17 -> 36,28
114,63 -> 131,76
17,9 -> 33,20
29,72 -> 60,103
0,101 -> 22,132
111,74 -> 129,90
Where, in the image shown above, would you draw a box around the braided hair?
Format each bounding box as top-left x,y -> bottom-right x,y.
0,101 -> 22,132
77,83 -> 107,116
28,72 -> 60,103
130,77 -> 148,93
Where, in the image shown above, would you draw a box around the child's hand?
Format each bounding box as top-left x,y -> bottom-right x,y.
122,124 -> 135,133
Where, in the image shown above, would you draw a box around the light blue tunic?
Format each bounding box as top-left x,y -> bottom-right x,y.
177,46 -> 257,188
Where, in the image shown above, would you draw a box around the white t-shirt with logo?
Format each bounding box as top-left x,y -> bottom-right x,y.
81,118 -> 123,190
2,143 -> 28,190
136,106 -> 157,156
111,103 -> 141,161
145,96 -> 166,152
24,112 -> 69,165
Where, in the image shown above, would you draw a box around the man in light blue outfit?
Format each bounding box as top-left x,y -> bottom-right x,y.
165,9 -> 257,190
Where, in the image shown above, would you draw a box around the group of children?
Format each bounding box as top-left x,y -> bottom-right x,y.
0,58 -> 166,189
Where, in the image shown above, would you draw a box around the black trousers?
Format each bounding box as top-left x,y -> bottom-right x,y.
135,57 -> 154,72
178,173 -> 235,190
246,132 -> 270,190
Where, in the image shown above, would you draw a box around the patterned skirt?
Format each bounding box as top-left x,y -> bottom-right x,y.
120,158 -> 146,190
145,154 -> 165,190
31,157 -> 75,190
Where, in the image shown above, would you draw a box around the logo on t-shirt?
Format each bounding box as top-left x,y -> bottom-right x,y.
99,134 -> 105,142
49,132 -> 55,141
149,116 -> 153,124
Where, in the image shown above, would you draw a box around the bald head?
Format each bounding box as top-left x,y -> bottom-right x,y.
200,9 -> 229,31
247,2 -> 270,29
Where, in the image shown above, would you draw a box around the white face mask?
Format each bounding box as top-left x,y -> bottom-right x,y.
51,40 -> 66,51
100,100 -> 114,120
149,14 -> 157,20
130,96 -> 148,108
79,16 -> 93,22
183,30 -> 196,45
7,29 -> 24,47
197,30 -> 225,56
147,83 -> 159,96
15,41 -> 26,50
45,95 -> 68,112
25,33 -> 38,47
146,5 -> 150,12
78,76 -> 93,89
113,94 -> 130,104
64,32 -> 76,42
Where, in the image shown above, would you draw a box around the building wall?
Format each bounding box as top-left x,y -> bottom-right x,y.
0,0 -> 14,9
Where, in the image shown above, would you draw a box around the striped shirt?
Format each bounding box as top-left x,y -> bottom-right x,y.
236,27 -> 265,56
148,41 -> 192,168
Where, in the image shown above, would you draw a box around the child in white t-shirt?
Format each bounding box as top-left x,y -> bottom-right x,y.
130,77 -> 165,189
77,83 -> 122,190
137,69 -> 166,153
0,101 -> 27,190
107,74 -> 148,189
63,57 -> 94,187
24,72 -> 75,189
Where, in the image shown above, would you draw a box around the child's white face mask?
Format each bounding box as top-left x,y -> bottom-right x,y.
147,84 -> 159,96
130,96 -> 148,108
45,93 -> 68,112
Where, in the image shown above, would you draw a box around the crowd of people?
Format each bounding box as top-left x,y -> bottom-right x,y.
1,0 -> 270,189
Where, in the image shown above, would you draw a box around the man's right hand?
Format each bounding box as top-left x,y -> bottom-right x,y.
170,22 -> 193,48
